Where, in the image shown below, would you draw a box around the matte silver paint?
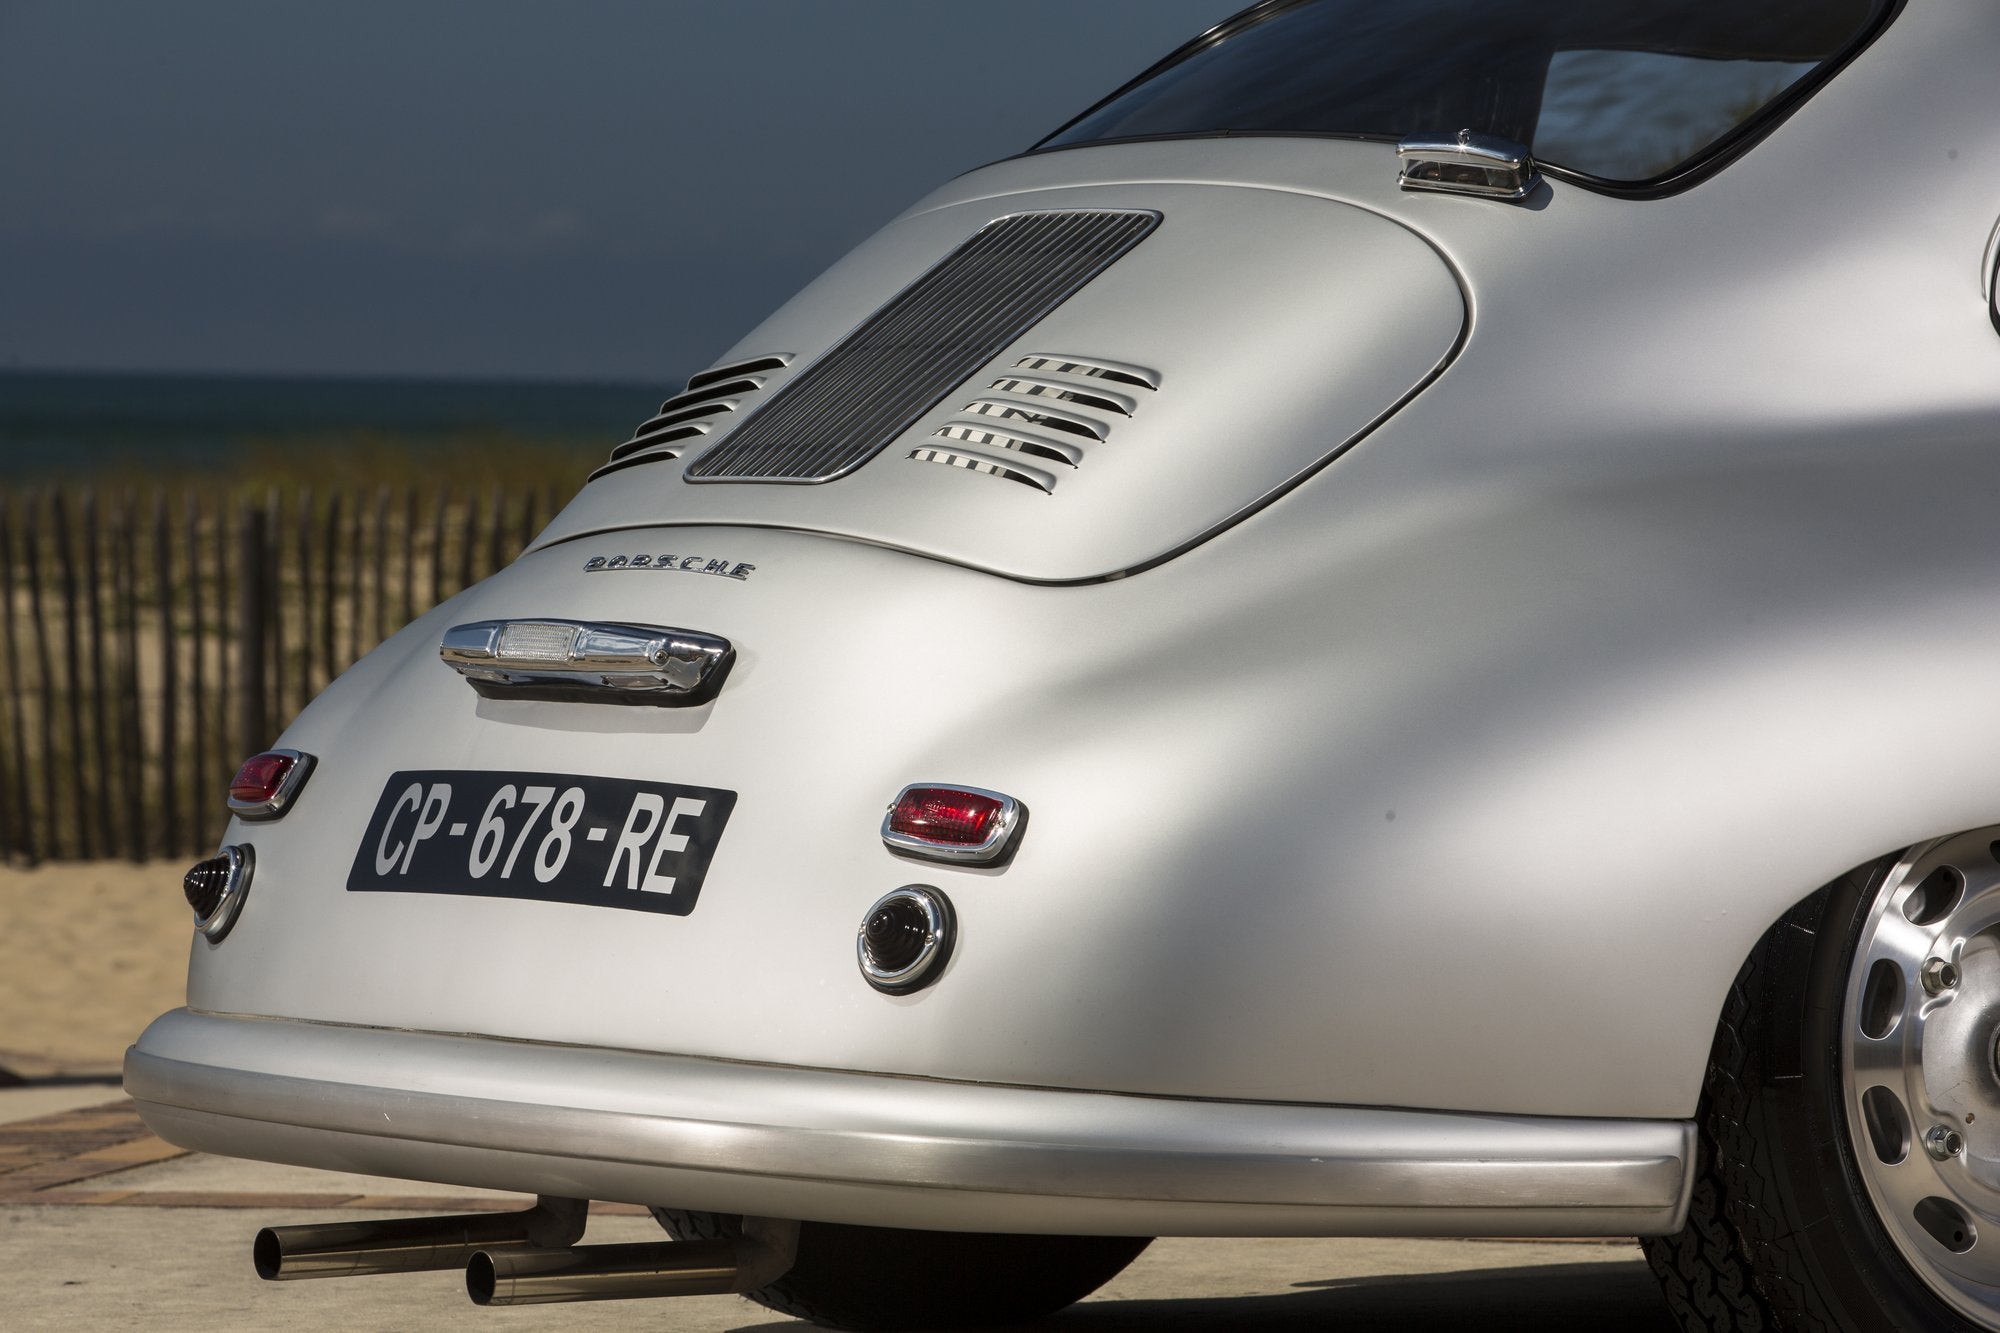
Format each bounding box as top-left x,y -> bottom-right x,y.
128,1 -> 2000,1232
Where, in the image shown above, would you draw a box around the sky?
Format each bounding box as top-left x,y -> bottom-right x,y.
0,0 -> 1235,385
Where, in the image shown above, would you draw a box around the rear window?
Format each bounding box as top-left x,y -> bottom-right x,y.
1038,0 -> 1894,193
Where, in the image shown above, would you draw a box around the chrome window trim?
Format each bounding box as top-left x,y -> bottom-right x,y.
1027,0 -> 1907,201
226,749 -> 317,821
880,783 -> 1023,865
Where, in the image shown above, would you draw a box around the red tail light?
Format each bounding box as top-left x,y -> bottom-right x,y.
881,784 -> 1022,864
228,749 -> 316,820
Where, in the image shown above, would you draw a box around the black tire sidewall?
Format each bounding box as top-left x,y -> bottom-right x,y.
1763,865 -> 1986,1332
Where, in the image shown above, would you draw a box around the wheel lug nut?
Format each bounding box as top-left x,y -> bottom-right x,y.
1926,1126 -> 1965,1161
1922,957 -> 1960,995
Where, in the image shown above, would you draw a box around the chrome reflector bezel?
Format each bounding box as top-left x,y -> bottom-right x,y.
187,843 -> 254,942
226,749 -> 317,821
880,783 -> 1024,865
857,885 -> 956,994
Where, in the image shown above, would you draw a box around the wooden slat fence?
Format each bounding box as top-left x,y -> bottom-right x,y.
0,484 -> 558,864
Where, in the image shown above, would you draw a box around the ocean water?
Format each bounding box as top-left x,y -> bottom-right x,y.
0,369 -> 666,476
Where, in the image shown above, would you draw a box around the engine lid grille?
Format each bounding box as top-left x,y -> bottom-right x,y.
684,209 -> 1159,484
908,351 -> 1161,494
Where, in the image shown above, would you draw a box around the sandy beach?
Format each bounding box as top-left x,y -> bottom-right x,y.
0,861 -> 189,1080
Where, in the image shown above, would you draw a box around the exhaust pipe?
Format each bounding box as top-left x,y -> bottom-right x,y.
467,1215 -> 798,1306
254,1196 -> 587,1280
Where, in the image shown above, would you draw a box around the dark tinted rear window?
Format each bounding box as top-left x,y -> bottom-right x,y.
1040,0 -> 1891,190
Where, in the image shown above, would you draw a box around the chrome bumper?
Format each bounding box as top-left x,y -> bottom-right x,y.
125,1009 -> 1694,1237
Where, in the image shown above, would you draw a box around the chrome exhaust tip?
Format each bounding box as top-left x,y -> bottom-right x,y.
467,1216 -> 797,1306
254,1196 -> 586,1280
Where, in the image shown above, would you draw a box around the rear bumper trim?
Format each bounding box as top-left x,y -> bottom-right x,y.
125,1009 -> 1693,1237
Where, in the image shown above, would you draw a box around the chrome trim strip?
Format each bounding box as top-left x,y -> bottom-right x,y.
226,749 -> 316,821
440,619 -> 733,706
126,1010 -> 1694,1236
880,782 -> 1024,864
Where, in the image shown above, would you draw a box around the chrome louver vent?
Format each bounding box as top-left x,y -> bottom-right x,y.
591,355 -> 793,480
684,210 -> 1159,484
909,353 -> 1161,494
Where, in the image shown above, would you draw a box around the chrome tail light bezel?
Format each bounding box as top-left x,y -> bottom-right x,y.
880,783 -> 1024,866
227,749 -> 317,820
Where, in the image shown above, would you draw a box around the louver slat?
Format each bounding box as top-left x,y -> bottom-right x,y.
590,354 -> 796,481
686,355 -> 791,392
685,210 -> 1159,484
1012,354 -> 1161,390
607,401 -> 738,461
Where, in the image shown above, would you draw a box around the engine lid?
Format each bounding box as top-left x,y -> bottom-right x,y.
542,179 -> 1466,582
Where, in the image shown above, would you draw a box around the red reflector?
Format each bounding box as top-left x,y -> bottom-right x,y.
888,787 -> 1005,846
230,753 -> 295,804
227,749 -> 315,819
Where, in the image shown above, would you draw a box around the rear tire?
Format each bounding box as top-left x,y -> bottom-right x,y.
1644,848 -> 1999,1331
651,1208 -> 1150,1331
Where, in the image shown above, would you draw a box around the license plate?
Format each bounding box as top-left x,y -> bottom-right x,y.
346,770 -> 737,916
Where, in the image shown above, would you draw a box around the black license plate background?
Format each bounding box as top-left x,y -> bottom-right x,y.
346,769 -> 737,916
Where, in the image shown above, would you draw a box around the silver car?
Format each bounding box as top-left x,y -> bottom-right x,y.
127,1 -> 2000,1328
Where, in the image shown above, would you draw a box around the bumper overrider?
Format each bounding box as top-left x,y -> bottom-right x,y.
126,1009 -> 1693,1237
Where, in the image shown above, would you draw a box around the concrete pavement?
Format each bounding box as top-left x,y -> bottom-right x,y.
0,1084 -> 1680,1331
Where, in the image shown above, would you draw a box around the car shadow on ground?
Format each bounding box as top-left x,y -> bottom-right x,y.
727,1260 -> 1680,1332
